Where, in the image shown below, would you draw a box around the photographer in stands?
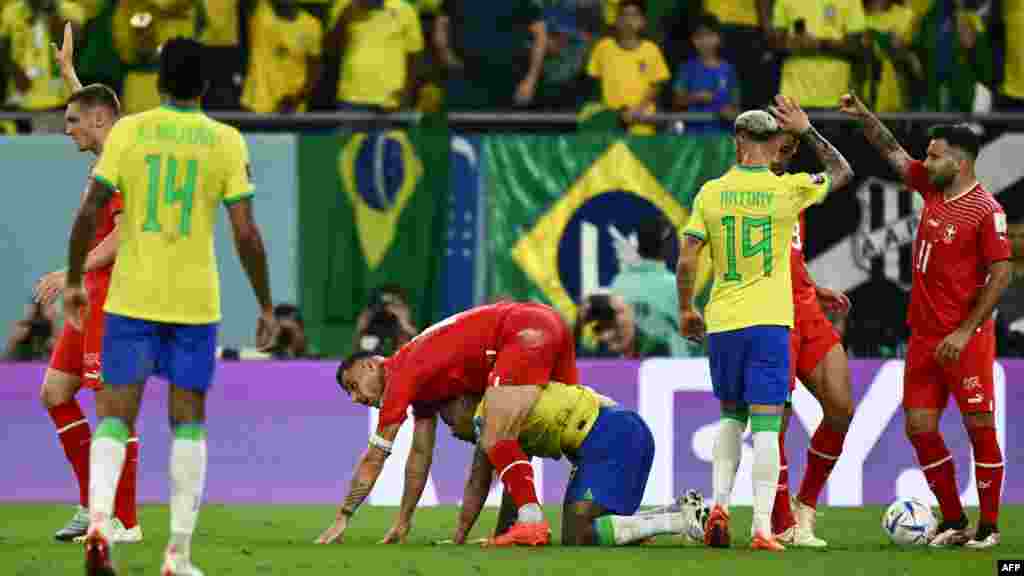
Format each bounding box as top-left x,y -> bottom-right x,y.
574,290 -> 670,359
265,303 -> 310,359
352,284 -> 418,356
5,299 -> 57,361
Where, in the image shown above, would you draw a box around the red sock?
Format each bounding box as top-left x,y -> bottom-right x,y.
967,426 -> 1003,527
909,431 -> 964,523
48,400 -> 91,508
797,424 -> 846,507
772,434 -> 795,534
487,439 -> 538,509
114,436 -> 139,528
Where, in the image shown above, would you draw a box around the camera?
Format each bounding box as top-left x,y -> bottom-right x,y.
585,294 -> 617,326
358,288 -> 403,355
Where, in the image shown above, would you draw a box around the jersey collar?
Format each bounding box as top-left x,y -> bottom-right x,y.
735,165 -> 769,172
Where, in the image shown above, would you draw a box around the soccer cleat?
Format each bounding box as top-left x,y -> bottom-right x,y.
84,527 -> 116,576
791,498 -> 827,548
484,521 -> 551,547
161,547 -> 205,576
928,515 -> 970,548
774,525 -> 796,545
75,518 -> 143,544
55,505 -> 90,542
703,505 -> 730,548
750,531 -> 786,551
679,489 -> 710,542
964,524 -> 1000,550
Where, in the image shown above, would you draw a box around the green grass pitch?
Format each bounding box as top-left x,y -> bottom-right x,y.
1,504 -> 1018,575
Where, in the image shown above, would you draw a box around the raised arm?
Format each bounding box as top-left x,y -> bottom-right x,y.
771,95 -> 854,192
53,22 -> 82,92
381,415 -> 438,543
839,92 -> 912,179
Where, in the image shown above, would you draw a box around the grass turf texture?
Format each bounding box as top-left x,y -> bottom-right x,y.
1,504 -> 1018,574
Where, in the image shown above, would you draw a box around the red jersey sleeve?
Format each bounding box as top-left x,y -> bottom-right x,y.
980,209 -> 1012,267
377,374 -> 413,432
905,160 -> 938,200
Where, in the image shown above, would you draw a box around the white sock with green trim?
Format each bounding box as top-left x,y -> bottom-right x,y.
751,413 -> 782,537
713,415 -> 746,510
90,418 -> 129,538
169,423 -> 207,560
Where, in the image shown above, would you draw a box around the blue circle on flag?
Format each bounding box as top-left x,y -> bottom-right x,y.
354,133 -> 405,211
556,191 -> 676,302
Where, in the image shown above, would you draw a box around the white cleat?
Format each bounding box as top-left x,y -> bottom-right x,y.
161,548 -> 204,576
75,519 -> 143,544
791,498 -> 827,548
774,525 -> 796,545
678,489 -> 710,542
56,505 -> 90,541
964,531 -> 1001,550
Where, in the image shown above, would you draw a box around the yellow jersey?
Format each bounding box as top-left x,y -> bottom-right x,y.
1003,0 -> 1024,98
705,0 -> 759,27
474,382 -> 614,460
773,0 -> 865,108
92,105 -> 253,324
331,0 -> 423,108
682,166 -> 831,333
240,0 -> 322,113
0,0 -> 84,110
585,37 -> 669,135
200,0 -> 240,47
864,4 -> 914,112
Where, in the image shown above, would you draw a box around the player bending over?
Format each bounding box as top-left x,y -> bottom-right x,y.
435,384 -> 708,546
841,93 -> 1009,549
768,128 -> 856,547
677,98 -> 851,551
65,37 -> 276,576
37,22 -> 141,543
317,301 -> 579,547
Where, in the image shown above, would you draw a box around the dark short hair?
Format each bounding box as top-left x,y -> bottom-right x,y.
68,84 -> 121,115
691,12 -> 721,35
273,303 -> 303,326
619,0 -> 646,14
158,37 -> 206,101
928,123 -> 981,160
337,351 -> 376,385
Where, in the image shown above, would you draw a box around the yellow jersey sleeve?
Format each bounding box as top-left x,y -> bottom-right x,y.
772,0 -> 791,30
783,172 -> 831,212
585,38 -> 606,78
401,1 -> 423,54
682,187 -> 709,242
845,0 -> 866,35
92,118 -> 132,191
221,127 -> 254,205
647,41 -> 670,84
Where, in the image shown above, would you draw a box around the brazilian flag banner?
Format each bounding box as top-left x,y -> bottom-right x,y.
298,127 -> 449,358
484,134 -> 734,319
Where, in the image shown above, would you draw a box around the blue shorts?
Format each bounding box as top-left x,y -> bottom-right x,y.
102,313 -> 218,392
565,407 -> 654,515
707,325 -> 790,406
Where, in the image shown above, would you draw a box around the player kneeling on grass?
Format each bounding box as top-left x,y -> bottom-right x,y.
436,383 -> 708,546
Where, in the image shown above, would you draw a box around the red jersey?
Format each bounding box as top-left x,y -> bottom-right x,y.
905,160 -> 1011,337
377,302 -> 520,431
790,213 -> 817,307
81,166 -> 123,304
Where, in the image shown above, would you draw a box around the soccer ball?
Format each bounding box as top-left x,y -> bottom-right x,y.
882,498 -> 936,546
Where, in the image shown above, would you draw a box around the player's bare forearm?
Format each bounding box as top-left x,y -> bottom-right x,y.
676,237 -> 703,311
800,125 -> 853,192
525,22 -> 547,84
397,417 -> 437,524
858,106 -> 911,178
228,200 -> 273,312
960,260 -> 1012,334
68,179 -> 114,286
339,447 -> 387,518
457,447 -> 493,537
84,220 -> 118,273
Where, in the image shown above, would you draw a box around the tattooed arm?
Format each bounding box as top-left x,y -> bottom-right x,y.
839,92 -> 912,179
770,95 -> 854,192
454,446 -> 494,544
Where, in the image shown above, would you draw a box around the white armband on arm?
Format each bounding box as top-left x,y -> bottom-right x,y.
369,433 -> 394,456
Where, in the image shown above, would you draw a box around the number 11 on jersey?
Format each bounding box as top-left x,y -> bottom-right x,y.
916,240 -> 933,274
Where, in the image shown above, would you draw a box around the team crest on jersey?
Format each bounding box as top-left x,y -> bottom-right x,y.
943,223 -> 957,244
995,212 -> 1008,235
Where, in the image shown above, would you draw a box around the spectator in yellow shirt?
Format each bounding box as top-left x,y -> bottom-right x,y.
240,0 -> 322,113
771,0 -> 866,109
702,0 -> 773,109
327,0 -> 422,111
863,0 -> 921,112
199,0 -> 243,109
586,0 -> 669,135
112,0 -> 197,114
0,0 -> 82,123
996,0 -> 1024,109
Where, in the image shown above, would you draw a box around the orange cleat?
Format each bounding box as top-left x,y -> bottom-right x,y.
484,521 -> 551,547
84,527 -> 116,576
704,505 -> 731,548
750,531 -> 786,551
